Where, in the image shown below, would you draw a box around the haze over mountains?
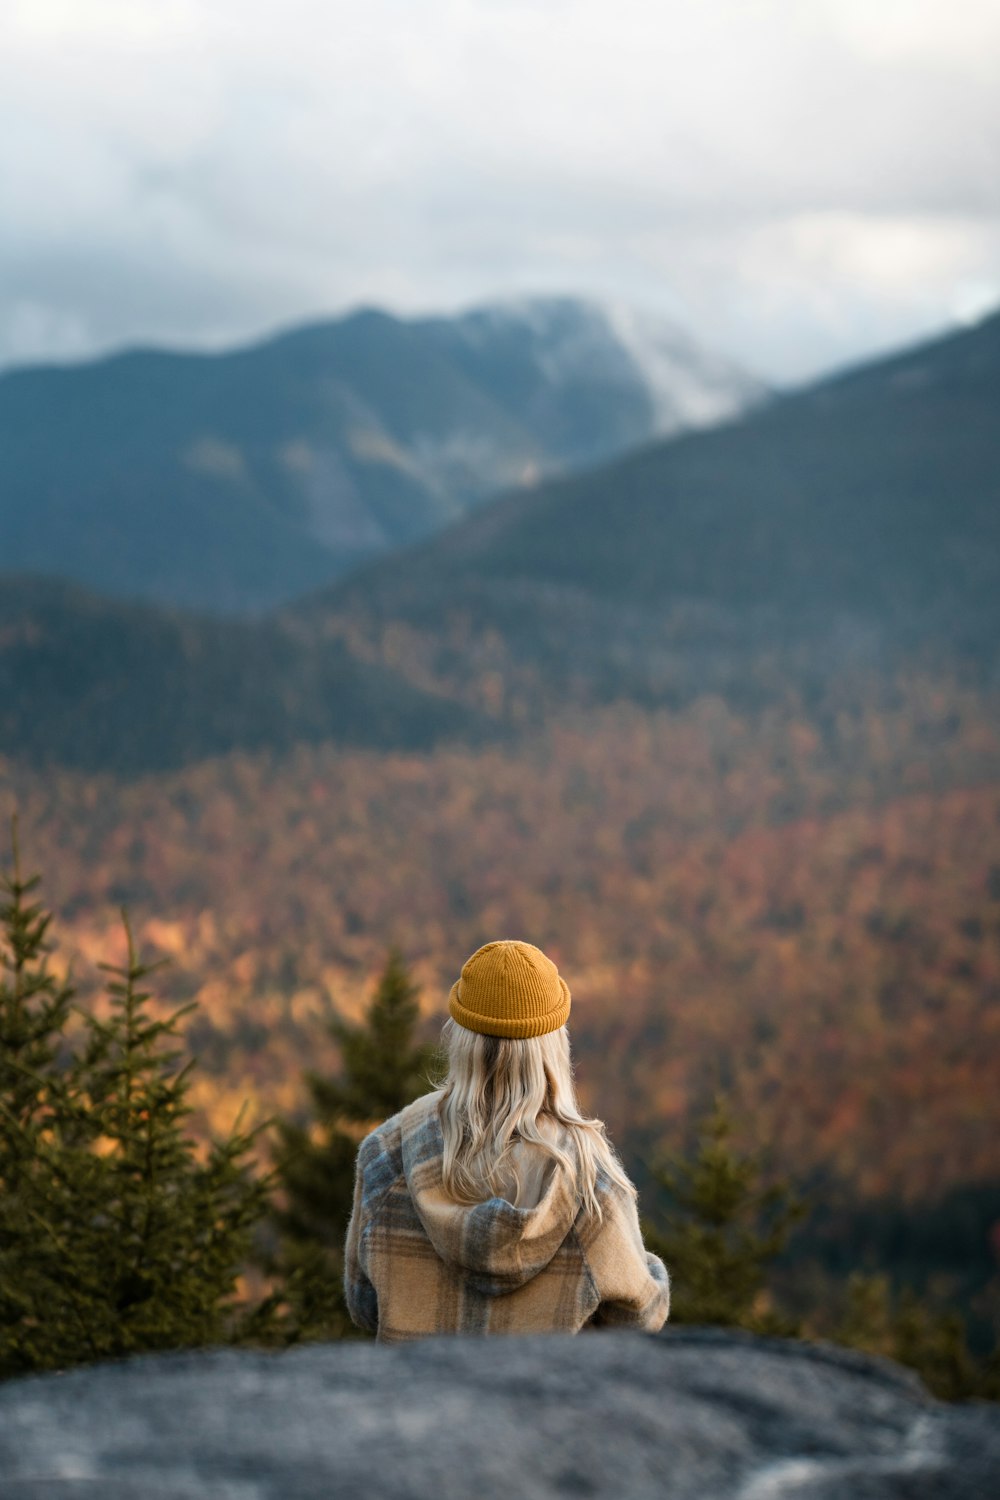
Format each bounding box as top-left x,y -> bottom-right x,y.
2,305 -> 997,774
0,296 -> 765,614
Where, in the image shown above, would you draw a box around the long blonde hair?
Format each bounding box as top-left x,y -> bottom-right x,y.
437,1018 -> 635,1221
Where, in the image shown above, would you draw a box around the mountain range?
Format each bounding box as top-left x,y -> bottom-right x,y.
2,305 -> 997,773
306,304 -> 1000,703
0,297 -> 765,613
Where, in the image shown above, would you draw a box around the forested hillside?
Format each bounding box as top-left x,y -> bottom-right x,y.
309,305 -> 1000,700
5,665 -> 997,1207
0,577 -> 477,773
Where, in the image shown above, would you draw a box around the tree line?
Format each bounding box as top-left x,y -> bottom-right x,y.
1,827 -> 996,1400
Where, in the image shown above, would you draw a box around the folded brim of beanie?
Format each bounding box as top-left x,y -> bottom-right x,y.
448,975 -> 571,1039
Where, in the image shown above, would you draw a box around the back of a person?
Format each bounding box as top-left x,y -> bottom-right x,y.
344,940 -> 670,1343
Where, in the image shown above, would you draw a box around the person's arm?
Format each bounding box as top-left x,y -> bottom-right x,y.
343,1142 -> 379,1335
584,1184 -> 670,1331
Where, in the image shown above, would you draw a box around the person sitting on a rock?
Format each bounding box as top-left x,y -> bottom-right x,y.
344,939 -> 670,1343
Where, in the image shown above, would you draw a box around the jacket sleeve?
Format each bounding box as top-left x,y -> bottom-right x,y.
584,1183 -> 671,1332
343,1141 -> 379,1334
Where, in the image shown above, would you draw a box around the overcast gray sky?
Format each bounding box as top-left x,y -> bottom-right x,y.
2,0 -> 998,383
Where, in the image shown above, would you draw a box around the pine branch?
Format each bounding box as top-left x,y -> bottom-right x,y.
19,1201 -> 102,1361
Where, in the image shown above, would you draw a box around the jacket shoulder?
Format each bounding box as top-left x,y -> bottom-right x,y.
575,1168 -> 639,1246
355,1116 -> 403,1203
357,1090 -> 441,1184
593,1166 -> 638,1210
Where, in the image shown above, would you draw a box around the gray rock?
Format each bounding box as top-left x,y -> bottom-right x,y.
0,1328 -> 997,1499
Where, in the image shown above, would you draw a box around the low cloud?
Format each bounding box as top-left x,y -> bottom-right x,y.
2,0 -> 998,381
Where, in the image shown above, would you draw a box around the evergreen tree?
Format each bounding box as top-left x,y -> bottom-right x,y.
643,1094 -> 806,1334
0,817 -> 79,1370
0,816 -> 74,1159
0,835 -> 273,1378
268,947 -> 438,1340
834,1273 -> 1000,1403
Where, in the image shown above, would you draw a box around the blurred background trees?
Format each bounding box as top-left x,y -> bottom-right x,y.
1,830 -> 996,1400
264,948 -> 438,1341
643,1095 -> 806,1335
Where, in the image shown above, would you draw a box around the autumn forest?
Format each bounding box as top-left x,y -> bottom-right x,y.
6,659 -> 997,1216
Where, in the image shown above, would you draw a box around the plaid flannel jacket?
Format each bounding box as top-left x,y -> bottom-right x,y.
344,1090 -> 670,1343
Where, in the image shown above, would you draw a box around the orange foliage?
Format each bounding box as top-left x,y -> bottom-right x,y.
2,667 -> 998,1202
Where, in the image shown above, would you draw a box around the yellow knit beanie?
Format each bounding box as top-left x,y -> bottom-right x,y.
448,939 -> 571,1039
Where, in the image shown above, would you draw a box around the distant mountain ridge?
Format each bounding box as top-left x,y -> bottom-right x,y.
302,305 -> 1000,703
2,308 -> 996,774
0,296 -> 765,613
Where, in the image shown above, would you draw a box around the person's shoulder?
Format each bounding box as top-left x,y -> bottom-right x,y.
397,1088 -> 444,1131
574,1164 -> 638,1237
358,1089 -> 442,1170
594,1164 -> 639,1210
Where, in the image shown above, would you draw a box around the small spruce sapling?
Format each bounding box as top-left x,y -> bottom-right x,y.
643,1093 -> 806,1334
269,947 -> 437,1340
834,1272 -> 1000,1403
0,817 -> 80,1375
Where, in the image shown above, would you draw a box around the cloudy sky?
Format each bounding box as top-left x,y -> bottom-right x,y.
2,0 -> 998,383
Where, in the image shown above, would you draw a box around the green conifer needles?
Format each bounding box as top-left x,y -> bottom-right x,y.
834,1273 -> 1000,1403
268,947 -> 437,1340
0,824 -> 270,1378
643,1094 -> 806,1334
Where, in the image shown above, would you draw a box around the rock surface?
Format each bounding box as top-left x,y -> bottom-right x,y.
1,1328 -> 998,1499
